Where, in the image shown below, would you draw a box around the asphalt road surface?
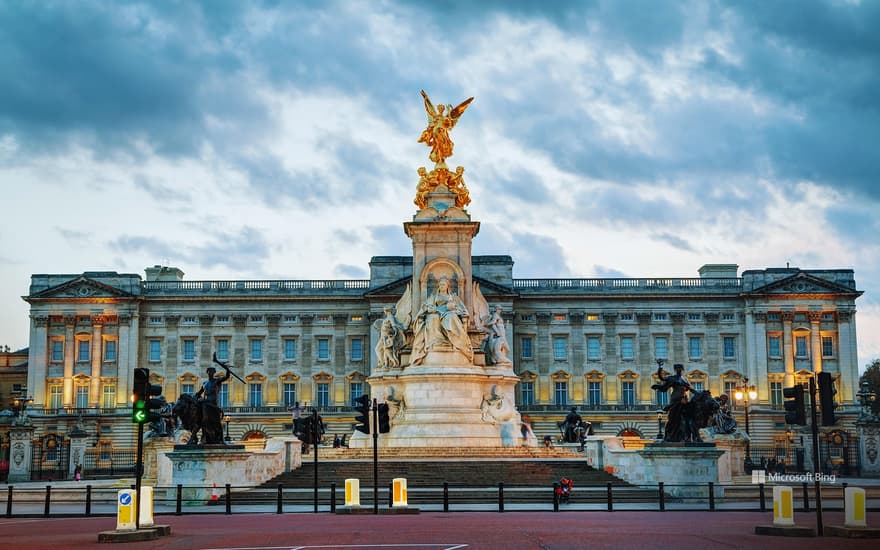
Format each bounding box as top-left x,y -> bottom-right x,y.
0,510 -> 876,549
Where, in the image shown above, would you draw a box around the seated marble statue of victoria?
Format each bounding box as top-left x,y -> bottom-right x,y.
410,276 -> 473,365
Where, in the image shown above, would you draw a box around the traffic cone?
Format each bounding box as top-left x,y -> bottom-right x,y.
210,483 -> 219,505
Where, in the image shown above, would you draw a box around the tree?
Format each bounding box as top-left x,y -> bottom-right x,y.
859,358 -> 880,417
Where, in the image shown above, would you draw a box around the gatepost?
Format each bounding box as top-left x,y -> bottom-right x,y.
7,425 -> 35,483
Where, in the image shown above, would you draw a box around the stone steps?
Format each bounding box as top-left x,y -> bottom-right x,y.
311,445 -> 585,460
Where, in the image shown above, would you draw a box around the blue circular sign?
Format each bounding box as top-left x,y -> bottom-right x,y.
119,493 -> 132,506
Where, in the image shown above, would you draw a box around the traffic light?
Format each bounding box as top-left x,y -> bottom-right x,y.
132,368 -> 163,424
377,402 -> 391,434
354,394 -> 371,434
783,383 -> 806,425
818,372 -> 839,426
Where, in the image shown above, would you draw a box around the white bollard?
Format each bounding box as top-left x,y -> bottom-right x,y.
844,487 -> 867,528
116,489 -> 137,531
772,486 -> 794,526
345,478 -> 360,507
139,486 -> 154,527
392,478 -> 408,508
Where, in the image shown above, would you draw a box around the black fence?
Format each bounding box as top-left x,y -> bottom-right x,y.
2,480 -> 876,518
82,448 -> 137,478
30,435 -> 69,481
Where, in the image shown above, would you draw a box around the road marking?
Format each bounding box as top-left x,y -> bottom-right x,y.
204,545 -> 468,550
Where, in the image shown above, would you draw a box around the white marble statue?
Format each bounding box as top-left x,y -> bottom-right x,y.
411,276 -> 473,365
374,306 -> 407,368
472,284 -> 512,366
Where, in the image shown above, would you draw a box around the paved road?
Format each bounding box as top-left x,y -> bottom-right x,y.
0,510 -> 877,549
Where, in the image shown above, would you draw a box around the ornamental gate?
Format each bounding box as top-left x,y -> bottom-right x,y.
30,434 -> 69,481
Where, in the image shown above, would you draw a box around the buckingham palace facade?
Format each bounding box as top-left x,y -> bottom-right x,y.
18,258 -> 863,463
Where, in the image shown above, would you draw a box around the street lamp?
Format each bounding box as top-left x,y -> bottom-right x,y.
734,377 -> 758,455
13,396 -> 33,421
656,409 -> 665,440
856,380 -> 877,421
224,414 -> 232,442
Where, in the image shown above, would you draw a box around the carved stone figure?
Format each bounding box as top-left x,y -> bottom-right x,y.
418,90 -> 474,168
411,276 -> 473,365
477,304 -> 512,367
386,386 -> 406,424
374,306 -> 407,368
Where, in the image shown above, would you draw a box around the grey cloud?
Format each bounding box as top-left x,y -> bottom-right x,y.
651,232 -> 697,253
593,265 -> 628,278
368,225 -> 411,256
474,224 -> 570,278
133,175 -> 193,205
54,227 -> 92,244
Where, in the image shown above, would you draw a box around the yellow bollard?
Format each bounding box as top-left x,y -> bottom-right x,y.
392,478 -> 408,508
139,486 -> 154,527
345,478 -> 360,507
116,489 -> 137,531
772,486 -> 794,526
844,487 -> 867,528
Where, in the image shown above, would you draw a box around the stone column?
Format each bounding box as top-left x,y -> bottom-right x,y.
232,314 -> 248,406
535,313 -> 551,402
7,425 -> 36,483
164,315 -> 180,397
838,311 -> 857,402
569,312 -> 585,402
63,315 -> 76,408
266,314 -> 281,405
89,315 -> 104,407
782,312 -> 795,387
67,426 -> 89,479
26,315 -> 49,407
704,313 -> 720,383
637,312 -> 653,401
602,313 -> 618,402
300,314 -> 314,404
808,312 -> 822,373
856,420 -> 880,478
751,312 -> 768,401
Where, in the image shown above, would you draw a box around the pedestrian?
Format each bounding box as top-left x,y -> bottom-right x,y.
74,464 -> 82,482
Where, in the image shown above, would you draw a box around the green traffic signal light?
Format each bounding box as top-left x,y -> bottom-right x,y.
132,400 -> 147,424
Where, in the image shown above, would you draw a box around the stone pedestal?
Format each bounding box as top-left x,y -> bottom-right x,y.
700,430 -> 749,482
143,438 -> 175,486
165,445 -> 249,503
640,443 -> 725,498
856,420 -> 880,477
67,428 -> 89,480
8,425 -> 35,483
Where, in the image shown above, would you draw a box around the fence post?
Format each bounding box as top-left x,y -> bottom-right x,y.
6,486 -> 12,517
658,482 -> 665,511
277,484 -> 283,514
85,485 -> 92,516
330,482 -> 336,513
606,482 -> 613,512
802,482 -> 809,512
225,483 -> 232,515
388,482 -> 393,509
708,482 -> 715,511
498,482 -> 504,513
553,483 -> 559,512
44,485 -> 51,517
175,484 -> 182,515
443,482 -> 449,513
759,483 -> 766,512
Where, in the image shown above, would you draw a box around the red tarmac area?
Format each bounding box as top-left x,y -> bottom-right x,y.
0,511 -> 876,549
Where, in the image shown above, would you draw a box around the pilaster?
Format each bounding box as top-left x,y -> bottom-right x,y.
27,315 -> 49,407
782,312 -> 795,386
809,312 -> 822,374
89,315 -> 104,407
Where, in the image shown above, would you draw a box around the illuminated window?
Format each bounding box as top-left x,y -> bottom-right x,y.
586,314 -> 600,321
554,314 -> 567,321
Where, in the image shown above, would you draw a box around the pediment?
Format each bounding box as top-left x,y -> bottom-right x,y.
745,272 -> 860,297
29,276 -> 136,300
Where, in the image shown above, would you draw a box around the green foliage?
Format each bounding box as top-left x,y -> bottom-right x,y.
860,359 -> 880,416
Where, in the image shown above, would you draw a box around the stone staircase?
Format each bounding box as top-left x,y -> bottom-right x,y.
311,444 -> 586,460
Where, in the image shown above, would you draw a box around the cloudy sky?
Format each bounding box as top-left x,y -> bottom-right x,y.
1,1 -> 878,368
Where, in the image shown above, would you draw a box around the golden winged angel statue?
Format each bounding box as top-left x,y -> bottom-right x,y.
418,90 -> 474,167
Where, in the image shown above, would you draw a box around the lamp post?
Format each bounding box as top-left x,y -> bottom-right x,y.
13,396 -> 33,421
224,414 -> 232,442
656,409 -> 664,440
856,380 -> 877,421
734,377 -> 758,456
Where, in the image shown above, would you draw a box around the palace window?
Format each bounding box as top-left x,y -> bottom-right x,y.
148,316 -> 163,324
149,340 -> 161,362
76,386 -> 89,409
688,337 -> 702,359
553,337 -> 567,360
351,315 -> 363,321
250,338 -> 263,361
77,340 -> 90,362
654,336 -> 668,360
822,336 -> 834,357
218,385 -> 228,408
351,338 -> 363,361
588,382 -> 602,406
770,381 -> 783,407
49,385 -> 62,409
620,336 -> 634,360
821,312 -> 834,321
283,383 -> 296,407
102,385 -> 116,409
317,338 -> 330,361
722,313 -> 736,321
51,340 -> 63,362
216,339 -> 230,361
104,340 -> 117,362
553,314 -> 567,321
521,337 -> 533,359
283,315 -> 297,323
182,316 -> 197,325
688,313 -> 702,321
768,335 -> 781,358
586,314 -> 600,321
249,383 -> 262,407
795,336 -> 808,358
554,381 -> 568,406
656,388 -> 669,406
181,383 -> 195,396
182,339 -> 196,362
723,336 -> 736,359
216,316 -> 230,324
316,383 -> 330,407
692,381 -> 704,392
520,314 -> 534,321
621,382 -> 636,406
767,312 -> 780,320
283,338 -> 297,361
619,313 -> 633,321
521,382 -> 534,406
250,315 -> 264,323
654,313 -> 667,321
724,381 -> 738,402
587,336 -> 601,360
350,382 -> 364,406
